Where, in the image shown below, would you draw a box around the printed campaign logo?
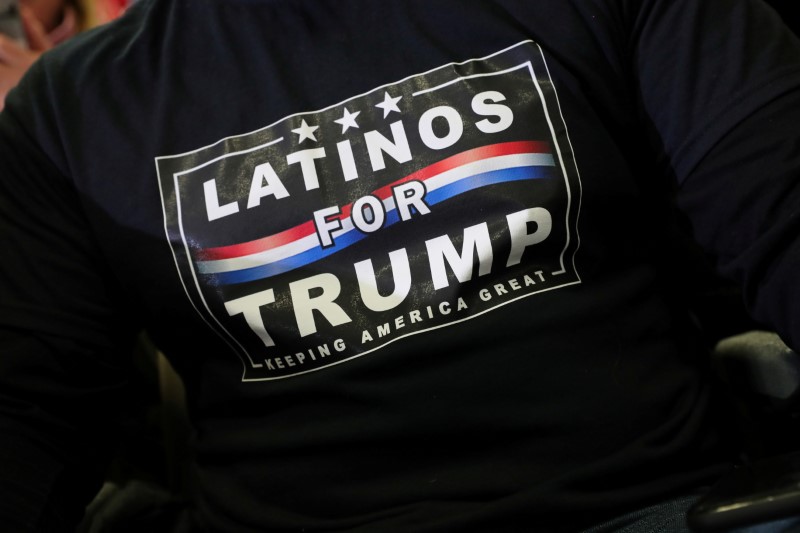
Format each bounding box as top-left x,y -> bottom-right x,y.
156,40 -> 582,381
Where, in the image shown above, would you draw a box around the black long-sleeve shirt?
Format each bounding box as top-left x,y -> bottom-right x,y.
1,0 -> 799,531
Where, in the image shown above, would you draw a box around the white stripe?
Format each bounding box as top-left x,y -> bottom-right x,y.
424,153 -> 553,191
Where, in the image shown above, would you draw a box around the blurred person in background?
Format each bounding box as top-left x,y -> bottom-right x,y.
0,0 -> 127,110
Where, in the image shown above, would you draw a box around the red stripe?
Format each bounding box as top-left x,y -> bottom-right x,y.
198,141 -> 549,261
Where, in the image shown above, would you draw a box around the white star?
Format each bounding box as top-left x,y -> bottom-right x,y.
292,119 -> 319,143
375,91 -> 402,118
334,107 -> 361,133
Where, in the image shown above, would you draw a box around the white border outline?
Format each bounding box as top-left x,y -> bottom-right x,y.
539,46 -> 584,279
155,40 -> 584,382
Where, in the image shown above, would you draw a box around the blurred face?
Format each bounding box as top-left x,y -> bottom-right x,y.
20,0 -> 66,32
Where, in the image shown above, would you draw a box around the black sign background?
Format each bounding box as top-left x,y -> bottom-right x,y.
156,40 -> 583,381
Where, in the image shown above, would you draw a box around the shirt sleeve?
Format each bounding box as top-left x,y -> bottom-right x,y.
628,0 -> 800,350
0,59 -> 140,531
